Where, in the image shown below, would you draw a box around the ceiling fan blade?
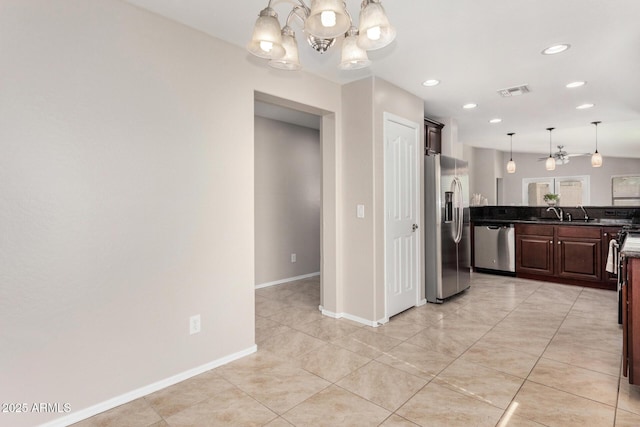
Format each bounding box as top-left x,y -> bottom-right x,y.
566,153 -> 591,157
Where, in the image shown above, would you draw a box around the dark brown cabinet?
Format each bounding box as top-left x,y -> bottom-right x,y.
623,257 -> 640,384
555,226 -> 602,282
516,224 -> 554,276
425,118 -> 443,155
515,223 -> 614,289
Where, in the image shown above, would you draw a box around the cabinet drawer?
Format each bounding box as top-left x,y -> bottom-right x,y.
556,226 -> 601,239
516,224 -> 554,236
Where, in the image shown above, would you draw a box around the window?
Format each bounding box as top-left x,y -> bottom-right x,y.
612,175 -> 640,206
522,176 -> 590,206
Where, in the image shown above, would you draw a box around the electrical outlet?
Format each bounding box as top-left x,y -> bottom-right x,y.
189,314 -> 201,335
291,253 -> 296,263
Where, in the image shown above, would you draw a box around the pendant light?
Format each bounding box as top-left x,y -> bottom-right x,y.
545,127 -> 556,171
506,132 -> 516,174
591,121 -> 603,167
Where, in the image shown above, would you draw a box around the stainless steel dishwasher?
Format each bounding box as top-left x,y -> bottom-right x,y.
474,223 -> 515,274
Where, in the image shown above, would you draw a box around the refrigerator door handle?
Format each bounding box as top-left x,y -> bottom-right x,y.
458,178 -> 464,242
450,178 -> 458,242
453,177 -> 463,243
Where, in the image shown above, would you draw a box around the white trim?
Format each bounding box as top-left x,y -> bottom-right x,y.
319,308 -> 379,327
255,272 -> 320,289
41,345 -> 257,427
417,298 -> 427,306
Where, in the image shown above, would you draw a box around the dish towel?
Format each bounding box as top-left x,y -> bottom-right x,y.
606,239 -> 618,274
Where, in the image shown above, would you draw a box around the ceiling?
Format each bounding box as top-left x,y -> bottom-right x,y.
125,0 -> 640,158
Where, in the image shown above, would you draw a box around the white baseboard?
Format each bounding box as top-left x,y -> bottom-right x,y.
255,272 -> 320,289
41,345 -> 257,427
320,301 -> 427,327
319,307 -> 379,327
377,316 -> 390,325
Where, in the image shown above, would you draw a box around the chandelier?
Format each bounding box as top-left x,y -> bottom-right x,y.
247,0 -> 395,71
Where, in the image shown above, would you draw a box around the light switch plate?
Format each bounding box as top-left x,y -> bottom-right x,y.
357,204 -> 365,218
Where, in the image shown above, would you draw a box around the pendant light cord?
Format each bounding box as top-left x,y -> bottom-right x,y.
508,132 -> 514,160
592,121 -> 600,153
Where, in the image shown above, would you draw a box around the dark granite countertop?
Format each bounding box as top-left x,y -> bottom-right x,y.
473,218 -> 631,227
622,235 -> 640,258
471,206 -> 639,228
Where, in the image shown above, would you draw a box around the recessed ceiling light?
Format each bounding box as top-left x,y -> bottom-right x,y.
576,103 -> 595,110
462,103 -> 477,109
489,118 -> 502,124
542,44 -> 570,55
422,79 -> 440,87
566,81 -> 586,88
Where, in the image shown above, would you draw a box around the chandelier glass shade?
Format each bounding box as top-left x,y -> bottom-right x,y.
247,0 -> 393,70
357,0 -> 396,50
339,27 -> 371,70
591,121 -> 603,168
506,132 -> 516,174
545,127 -> 556,171
247,7 -> 286,59
306,0 -> 351,38
269,26 -> 302,70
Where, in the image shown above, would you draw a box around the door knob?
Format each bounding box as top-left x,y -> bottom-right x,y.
412,224 -> 419,232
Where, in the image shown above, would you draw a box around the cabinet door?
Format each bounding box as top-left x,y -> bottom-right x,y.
556,237 -> 602,281
627,258 -> 640,384
425,120 -> 443,155
516,234 -> 554,275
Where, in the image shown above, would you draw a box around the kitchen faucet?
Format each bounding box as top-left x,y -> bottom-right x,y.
577,204 -> 589,222
547,206 -> 563,221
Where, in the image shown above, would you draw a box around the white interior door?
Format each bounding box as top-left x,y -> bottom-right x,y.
384,114 -> 420,318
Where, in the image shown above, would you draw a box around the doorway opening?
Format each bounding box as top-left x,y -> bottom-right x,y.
253,92 -> 336,340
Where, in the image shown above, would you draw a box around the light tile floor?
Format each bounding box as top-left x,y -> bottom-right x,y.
74,273 -> 640,426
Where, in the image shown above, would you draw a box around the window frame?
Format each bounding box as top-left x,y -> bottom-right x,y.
522,175 -> 590,206
612,174 -> 640,206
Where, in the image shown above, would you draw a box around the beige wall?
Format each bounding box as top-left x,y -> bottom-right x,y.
341,77 -> 424,324
469,147 -> 504,205
341,78 -> 375,321
0,1 -> 342,426
254,116 -> 321,285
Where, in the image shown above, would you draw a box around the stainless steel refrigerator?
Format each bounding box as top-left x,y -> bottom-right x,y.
425,154 -> 471,303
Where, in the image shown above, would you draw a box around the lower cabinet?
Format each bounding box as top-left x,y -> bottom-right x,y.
515,223 -> 614,289
516,225 -> 554,276
556,226 -> 602,282
623,257 -> 640,384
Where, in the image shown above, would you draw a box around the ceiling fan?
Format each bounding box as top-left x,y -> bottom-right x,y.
538,145 -> 590,165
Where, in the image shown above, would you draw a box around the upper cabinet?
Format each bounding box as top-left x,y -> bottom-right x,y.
425,118 -> 444,155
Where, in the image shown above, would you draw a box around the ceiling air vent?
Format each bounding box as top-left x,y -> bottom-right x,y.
497,84 -> 531,97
